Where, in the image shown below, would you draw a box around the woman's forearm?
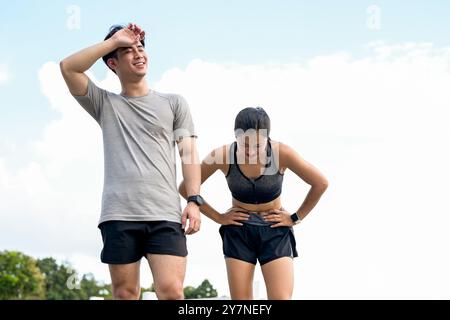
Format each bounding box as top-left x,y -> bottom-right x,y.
198,202 -> 222,223
296,184 -> 328,220
179,181 -> 221,223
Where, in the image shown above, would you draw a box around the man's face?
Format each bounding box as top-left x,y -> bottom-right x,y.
112,44 -> 148,78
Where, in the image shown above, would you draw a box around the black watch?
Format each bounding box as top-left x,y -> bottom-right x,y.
290,212 -> 301,224
187,195 -> 205,207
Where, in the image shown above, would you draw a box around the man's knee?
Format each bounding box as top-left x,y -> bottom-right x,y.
113,286 -> 141,300
156,282 -> 184,300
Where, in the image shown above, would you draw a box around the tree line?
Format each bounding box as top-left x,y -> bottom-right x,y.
0,250 -> 217,300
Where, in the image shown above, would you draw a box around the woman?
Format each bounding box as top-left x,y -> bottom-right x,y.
179,107 -> 328,299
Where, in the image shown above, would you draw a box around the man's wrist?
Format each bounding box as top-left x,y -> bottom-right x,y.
187,194 -> 204,207
105,37 -> 120,50
187,201 -> 199,207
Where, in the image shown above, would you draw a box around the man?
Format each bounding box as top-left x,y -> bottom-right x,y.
60,23 -> 202,300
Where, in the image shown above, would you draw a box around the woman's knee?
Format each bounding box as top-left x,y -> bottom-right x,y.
267,291 -> 292,300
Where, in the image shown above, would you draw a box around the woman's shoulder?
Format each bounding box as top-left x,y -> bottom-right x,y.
270,140 -> 293,173
204,143 -> 234,169
270,140 -> 293,154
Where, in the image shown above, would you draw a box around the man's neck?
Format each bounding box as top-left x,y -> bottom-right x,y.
120,77 -> 149,97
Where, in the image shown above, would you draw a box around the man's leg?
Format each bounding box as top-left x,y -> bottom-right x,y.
109,261 -> 141,300
146,254 -> 186,300
225,258 -> 256,299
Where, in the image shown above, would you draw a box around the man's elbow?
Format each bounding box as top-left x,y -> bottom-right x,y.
179,148 -> 197,165
178,182 -> 188,199
59,58 -> 77,75
59,59 -> 69,76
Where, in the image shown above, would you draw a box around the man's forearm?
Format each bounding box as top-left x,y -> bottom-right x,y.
60,38 -> 118,73
181,163 -> 200,197
179,138 -> 201,197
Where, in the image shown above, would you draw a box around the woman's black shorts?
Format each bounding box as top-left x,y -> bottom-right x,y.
219,223 -> 298,266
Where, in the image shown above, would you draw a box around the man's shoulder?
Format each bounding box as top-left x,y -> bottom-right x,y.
151,91 -> 188,112
151,90 -> 181,102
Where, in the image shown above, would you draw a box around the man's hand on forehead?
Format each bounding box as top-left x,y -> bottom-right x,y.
127,23 -> 146,42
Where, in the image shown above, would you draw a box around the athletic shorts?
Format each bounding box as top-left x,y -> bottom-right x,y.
219,223 -> 298,266
98,220 -> 187,264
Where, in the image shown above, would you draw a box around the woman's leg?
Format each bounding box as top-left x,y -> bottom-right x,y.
225,258 -> 256,299
261,257 -> 294,299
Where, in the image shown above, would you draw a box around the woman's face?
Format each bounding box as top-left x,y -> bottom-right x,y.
236,131 -> 268,163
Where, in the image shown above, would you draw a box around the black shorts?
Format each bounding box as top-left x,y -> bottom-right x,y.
98,220 -> 187,264
219,224 -> 298,266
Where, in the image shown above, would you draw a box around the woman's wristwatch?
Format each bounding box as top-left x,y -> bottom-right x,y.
290,212 -> 301,225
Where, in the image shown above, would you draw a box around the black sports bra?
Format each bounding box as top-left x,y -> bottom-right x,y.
225,140 -> 283,204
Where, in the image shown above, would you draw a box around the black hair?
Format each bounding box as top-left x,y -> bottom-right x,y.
234,107 -> 271,138
102,24 -> 146,74
234,107 -> 272,160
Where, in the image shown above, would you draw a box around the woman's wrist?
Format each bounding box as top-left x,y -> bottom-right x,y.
211,211 -> 222,224
290,212 -> 302,225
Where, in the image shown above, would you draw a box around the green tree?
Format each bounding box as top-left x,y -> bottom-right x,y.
0,251 -> 45,300
184,279 -> 218,299
80,273 -> 111,299
183,285 -> 196,299
143,282 -> 156,292
37,257 -> 81,300
37,258 -> 111,300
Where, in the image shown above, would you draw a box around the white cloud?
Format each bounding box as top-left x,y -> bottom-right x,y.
0,64 -> 9,84
1,42 -> 450,298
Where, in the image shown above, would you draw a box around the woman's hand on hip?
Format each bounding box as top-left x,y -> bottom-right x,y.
264,208 -> 294,228
218,207 -> 250,226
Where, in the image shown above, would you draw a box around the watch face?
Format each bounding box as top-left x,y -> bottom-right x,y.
189,195 -> 204,206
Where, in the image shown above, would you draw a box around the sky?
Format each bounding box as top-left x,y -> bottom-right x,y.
1,1 -> 450,299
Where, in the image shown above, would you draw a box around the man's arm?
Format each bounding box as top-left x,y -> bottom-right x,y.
179,146 -> 222,223
60,39 -> 118,96
59,25 -> 143,95
177,137 -> 201,235
179,145 -> 250,226
178,137 -> 201,197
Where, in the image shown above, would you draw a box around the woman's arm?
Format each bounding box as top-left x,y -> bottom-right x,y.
282,142 -> 329,221
179,146 -> 226,224
179,145 -> 250,225
265,142 -> 329,227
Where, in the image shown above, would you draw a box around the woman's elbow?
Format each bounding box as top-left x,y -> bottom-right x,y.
313,179 -> 329,192
320,179 -> 329,191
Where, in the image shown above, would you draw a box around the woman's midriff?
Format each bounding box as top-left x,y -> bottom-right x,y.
232,196 -> 282,214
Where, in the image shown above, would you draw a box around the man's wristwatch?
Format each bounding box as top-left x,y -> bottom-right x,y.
290,212 -> 301,225
187,195 -> 205,207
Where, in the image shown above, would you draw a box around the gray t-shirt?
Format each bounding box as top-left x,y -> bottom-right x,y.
73,78 -> 196,225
